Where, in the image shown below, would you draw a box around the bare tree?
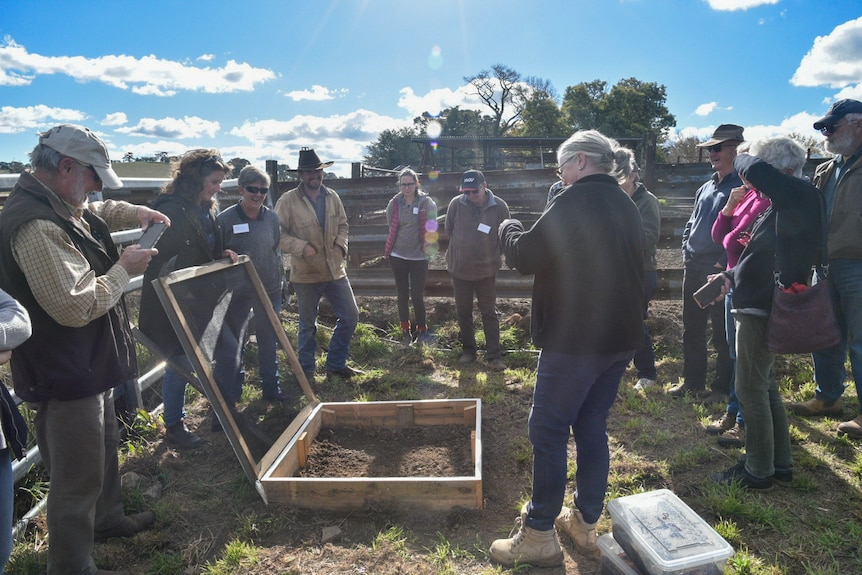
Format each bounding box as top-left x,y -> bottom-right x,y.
464,64 -> 533,137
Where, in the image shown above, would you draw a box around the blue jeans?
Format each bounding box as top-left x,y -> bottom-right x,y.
525,349 -> 633,531
0,449 -> 11,573
255,289 -> 284,394
389,256 -> 428,328
213,288 -> 283,402
734,314 -> 792,479
725,290 -> 743,424
632,270 -> 658,380
162,355 -> 196,428
812,259 -> 862,412
293,277 -> 359,373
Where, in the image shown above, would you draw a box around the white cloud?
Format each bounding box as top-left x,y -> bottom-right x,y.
115,116 -> 221,139
0,37 -> 275,96
695,102 -> 718,116
670,111 -> 827,146
101,112 -> 128,126
705,0 -> 779,11
397,84 -> 484,117
792,17 -> 862,90
0,104 -> 86,133
229,109 -> 408,175
284,85 -> 348,102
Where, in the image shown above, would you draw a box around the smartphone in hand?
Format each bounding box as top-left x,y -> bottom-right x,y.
693,273 -> 727,309
137,221 -> 167,250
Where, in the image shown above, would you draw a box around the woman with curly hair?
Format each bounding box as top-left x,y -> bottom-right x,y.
139,149 -> 237,449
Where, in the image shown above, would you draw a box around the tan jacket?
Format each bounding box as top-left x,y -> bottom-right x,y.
813,154 -> 862,260
275,183 -> 349,283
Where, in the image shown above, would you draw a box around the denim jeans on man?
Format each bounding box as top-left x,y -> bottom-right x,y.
632,269 -> 658,380
389,256 -> 428,328
682,261 -> 733,393
293,277 -> 359,374
452,275 -> 501,360
524,349 -> 632,531
811,258 -> 862,412
162,355 -> 197,428
734,314 -> 792,479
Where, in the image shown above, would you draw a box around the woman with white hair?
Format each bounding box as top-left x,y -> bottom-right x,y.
708,137 -> 820,490
490,130 -> 645,566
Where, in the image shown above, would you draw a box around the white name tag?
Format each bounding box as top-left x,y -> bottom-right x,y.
233,223 -> 250,234
477,223 -> 491,234
413,207 -> 419,215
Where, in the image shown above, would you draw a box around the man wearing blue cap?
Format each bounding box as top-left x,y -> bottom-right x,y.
789,99 -> 862,439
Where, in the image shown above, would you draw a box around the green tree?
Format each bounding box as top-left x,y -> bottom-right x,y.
514,89 -> 566,137
229,158 -> 250,178
561,78 -> 676,142
362,126 -> 423,170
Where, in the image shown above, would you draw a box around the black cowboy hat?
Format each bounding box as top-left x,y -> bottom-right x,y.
290,147 -> 334,171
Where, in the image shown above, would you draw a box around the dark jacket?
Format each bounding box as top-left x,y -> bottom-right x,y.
729,155 -> 823,314
139,193 -> 223,356
445,190 -> 510,280
500,174 -> 644,354
631,183 -> 661,271
0,172 -> 137,401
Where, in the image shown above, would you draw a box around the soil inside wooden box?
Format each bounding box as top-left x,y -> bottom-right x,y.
298,425 -> 474,478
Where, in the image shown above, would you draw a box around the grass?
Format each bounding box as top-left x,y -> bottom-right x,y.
7,298 -> 862,574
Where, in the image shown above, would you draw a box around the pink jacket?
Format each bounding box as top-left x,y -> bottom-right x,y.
711,188 -> 771,270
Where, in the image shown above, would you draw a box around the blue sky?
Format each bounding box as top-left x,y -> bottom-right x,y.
1,0 -> 861,178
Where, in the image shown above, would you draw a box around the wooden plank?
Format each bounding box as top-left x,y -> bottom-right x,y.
260,398 -> 483,510
397,404 -> 414,428
297,432 -> 309,468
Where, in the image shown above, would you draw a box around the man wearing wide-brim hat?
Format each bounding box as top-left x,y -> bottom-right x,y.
668,124 -> 743,405
789,99 -> 862,439
274,147 -> 362,383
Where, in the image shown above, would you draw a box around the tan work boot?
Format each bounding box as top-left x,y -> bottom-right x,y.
788,397 -> 843,417
555,505 -> 599,557
705,411 -> 736,435
489,525 -> 563,567
837,414 -> 862,439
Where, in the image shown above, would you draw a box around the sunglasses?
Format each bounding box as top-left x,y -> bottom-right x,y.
820,119 -> 860,135
706,143 -> 738,153
244,185 -> 268,195
464,188 -> 482,194
73,159 -> 101,183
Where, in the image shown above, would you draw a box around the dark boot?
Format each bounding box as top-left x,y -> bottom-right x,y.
165,423 -> 204,449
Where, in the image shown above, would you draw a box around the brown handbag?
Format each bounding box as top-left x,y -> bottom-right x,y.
766,199 -> 840,354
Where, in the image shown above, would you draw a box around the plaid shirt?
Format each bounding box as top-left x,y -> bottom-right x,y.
11,185 -> 138,328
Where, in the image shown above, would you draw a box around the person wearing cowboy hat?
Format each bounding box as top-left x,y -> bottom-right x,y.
274,148 -> 362,382
668,124 -> 744,403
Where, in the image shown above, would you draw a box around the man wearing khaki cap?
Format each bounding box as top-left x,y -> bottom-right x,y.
0,124 -> 169,575
669,125 -> 743,403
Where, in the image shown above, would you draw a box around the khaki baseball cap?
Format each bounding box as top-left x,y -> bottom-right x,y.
39,124 -> 123,189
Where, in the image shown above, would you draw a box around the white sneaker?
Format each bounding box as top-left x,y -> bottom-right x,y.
634,378 -> 657,390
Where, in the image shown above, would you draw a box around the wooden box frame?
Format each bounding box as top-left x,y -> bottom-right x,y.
153,258 -> 482,510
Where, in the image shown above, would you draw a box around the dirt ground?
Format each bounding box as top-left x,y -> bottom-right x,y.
19,292 -> 861,575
